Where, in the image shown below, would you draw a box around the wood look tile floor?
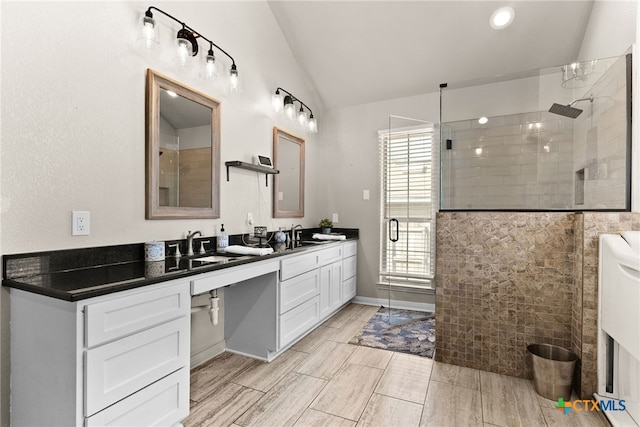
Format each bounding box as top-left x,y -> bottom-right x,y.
185,304 -> 607,427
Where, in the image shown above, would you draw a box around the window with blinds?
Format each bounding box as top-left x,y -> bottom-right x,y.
379,126 -> 435,288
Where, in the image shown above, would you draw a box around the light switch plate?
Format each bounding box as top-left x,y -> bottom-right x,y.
332,213 -> 339,223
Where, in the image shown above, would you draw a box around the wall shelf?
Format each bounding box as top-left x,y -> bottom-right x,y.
225,161 -> 279,187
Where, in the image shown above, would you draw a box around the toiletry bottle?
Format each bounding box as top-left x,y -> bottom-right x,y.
217,224 -> 228,252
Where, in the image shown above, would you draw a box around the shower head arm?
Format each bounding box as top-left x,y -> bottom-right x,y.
569,95 -> 594,107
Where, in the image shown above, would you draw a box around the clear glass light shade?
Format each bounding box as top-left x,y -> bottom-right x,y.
284,104 -> 295,121
308,116 -> 318,133
297,108 -> 308,127
272,93 -> 284,113
229,68 -> 240,93
202,54 -> 218,80
137,15 -> 158,50
176,39 -> 192,66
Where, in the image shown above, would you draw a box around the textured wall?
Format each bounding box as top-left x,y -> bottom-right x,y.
435,212 -> 575,378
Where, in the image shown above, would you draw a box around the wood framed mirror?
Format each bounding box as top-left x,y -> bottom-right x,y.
146,69 -> 220,219
273,127 -> 305,218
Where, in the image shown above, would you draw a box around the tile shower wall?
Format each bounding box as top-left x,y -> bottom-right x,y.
572,212 -> 640,398
573,55 -> 629,210
435,212 -> 575,378
441,113 -> 574,210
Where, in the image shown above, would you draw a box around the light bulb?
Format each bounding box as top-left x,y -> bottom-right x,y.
284,103 -> 295,120
203,52 -> 217,80
142,16 -> 156,47
308,116 -> 318,133
229,69 -> 239,93
176,39 -> 191,66
297,107 -> 308,127
283,96 -> 295,120
272,92 -> 284,113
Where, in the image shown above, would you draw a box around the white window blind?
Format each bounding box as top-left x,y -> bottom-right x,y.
379,126 -> 435,288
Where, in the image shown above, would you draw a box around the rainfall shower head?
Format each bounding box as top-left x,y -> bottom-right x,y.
548,96 -> 594,118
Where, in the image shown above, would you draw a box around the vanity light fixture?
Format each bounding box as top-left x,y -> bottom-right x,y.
272,88 -> 318,133
490,6 -> 515,30
140,6 -> 240,92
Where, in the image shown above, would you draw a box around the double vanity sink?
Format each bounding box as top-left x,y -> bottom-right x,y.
3,230 -> 358,426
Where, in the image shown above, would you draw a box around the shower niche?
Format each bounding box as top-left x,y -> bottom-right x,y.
440,53 -> 631,211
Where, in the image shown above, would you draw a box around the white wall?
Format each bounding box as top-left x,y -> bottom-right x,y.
1,1 -> 321,255
0,2 -> 321,425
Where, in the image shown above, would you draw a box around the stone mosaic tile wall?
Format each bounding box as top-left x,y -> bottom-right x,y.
436,211 -> 640,395
573,212 -> 640,398
435,212 -> 575,378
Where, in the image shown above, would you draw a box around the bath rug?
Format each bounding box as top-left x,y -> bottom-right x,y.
349,307 -> 436,358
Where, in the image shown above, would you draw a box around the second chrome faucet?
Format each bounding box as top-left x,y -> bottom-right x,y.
186,230 -> 202,256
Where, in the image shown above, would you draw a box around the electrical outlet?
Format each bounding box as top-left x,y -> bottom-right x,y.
72,211 -> 90,236
332,213 -> 339,223
247,212 -> 254,225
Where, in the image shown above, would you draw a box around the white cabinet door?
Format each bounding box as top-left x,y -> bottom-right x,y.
279,296 -> 319,348
319,265 -> 332,319
343,276 -> 356,303
330,262 -> 343,311
85,281 -> 189,348
280,269 -> 320,314
84,316 -> 189,416
85,368 -> 189,426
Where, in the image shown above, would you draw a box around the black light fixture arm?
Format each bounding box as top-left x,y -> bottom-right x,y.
145,6 -> 236,66
276,87 -> 314,117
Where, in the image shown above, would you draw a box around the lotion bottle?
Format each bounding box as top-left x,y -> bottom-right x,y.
216,224 -> 228,252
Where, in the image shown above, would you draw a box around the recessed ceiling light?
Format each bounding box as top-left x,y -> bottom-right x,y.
490,6 -> 515,30
478,116 -> 489,124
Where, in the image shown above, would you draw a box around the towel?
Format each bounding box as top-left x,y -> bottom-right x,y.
312,233 -> 346,241
223,245 -> 274,256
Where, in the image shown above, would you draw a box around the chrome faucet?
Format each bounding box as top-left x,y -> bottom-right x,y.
291,224 -> 303,245
186,230 -> 202,256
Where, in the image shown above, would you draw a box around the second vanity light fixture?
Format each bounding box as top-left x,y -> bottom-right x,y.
139,6 -> 240,92
272,88 -> 318,133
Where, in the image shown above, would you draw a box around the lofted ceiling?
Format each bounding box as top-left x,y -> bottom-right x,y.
268,1 -> 595,110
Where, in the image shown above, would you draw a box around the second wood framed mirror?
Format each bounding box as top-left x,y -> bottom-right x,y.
273,127 -> 305,218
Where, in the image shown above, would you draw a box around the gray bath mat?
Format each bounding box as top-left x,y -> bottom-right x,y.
349,307 -> 436,358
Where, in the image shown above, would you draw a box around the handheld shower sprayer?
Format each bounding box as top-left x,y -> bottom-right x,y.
548,95 -> 594,118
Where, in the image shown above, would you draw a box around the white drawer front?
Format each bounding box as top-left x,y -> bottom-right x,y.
280,269 -> 320,314
343,276 -> 356,303
343,241 -> 357,258
279,296 -> 320,348
343,255 -> 357,280
85,367 -> 189,426
318,246 -> 342,265
85,316 -> 189,416
85,281 -> 189,347
280,252 -> 319,281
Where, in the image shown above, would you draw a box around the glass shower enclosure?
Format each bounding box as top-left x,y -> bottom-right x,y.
439,53 -> 631,211
381,115 -> 436,325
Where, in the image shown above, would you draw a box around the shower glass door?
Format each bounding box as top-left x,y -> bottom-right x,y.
382,115 -> 435,325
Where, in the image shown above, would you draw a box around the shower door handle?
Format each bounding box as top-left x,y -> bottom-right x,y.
389,218 -> 399,242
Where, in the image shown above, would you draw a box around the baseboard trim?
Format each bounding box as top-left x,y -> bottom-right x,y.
352,296 -> 435,313
191,341 -> 226,368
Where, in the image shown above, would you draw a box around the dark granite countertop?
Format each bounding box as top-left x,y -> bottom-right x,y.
2,228 -> 358,302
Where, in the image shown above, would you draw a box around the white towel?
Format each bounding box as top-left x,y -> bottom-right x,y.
312,233 -> 346,241
223,245 -> 274,256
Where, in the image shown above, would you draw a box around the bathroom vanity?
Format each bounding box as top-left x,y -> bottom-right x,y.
3,236 -> 357,426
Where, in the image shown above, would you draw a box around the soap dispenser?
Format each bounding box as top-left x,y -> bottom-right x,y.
216,224 -> 228,252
